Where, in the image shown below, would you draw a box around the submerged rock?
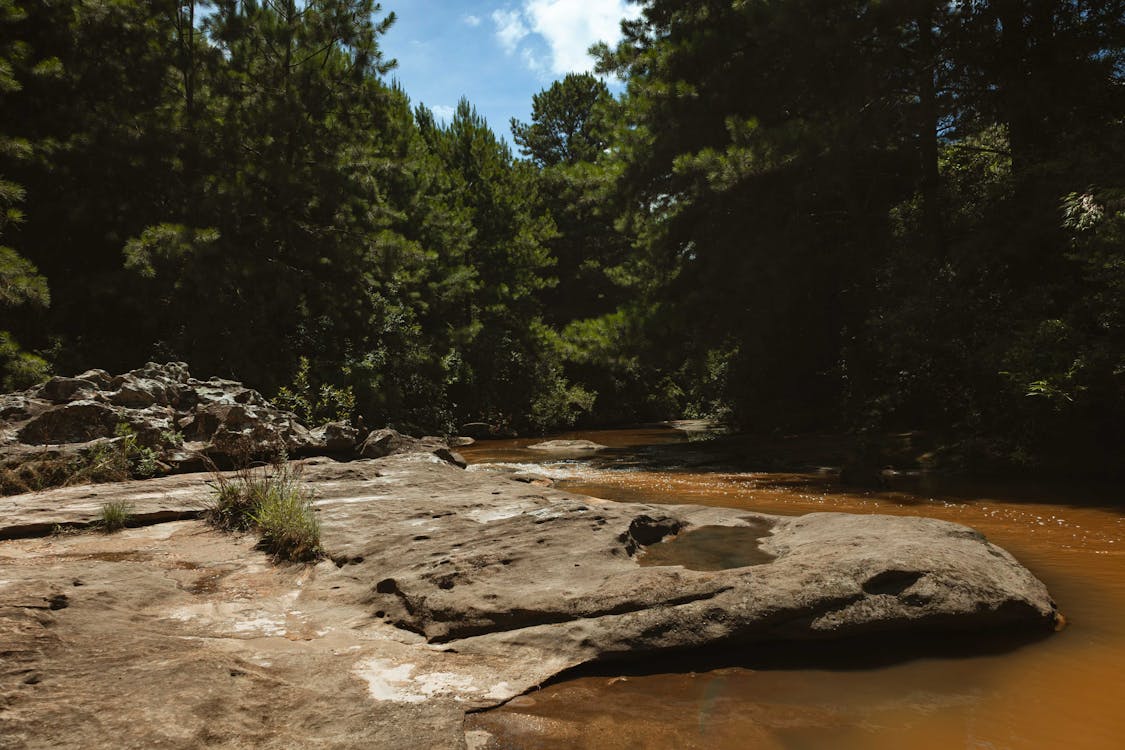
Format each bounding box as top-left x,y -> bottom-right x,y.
527,439 -> 607,452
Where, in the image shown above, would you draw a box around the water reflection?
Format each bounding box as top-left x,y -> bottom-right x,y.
637,523 -> 776,570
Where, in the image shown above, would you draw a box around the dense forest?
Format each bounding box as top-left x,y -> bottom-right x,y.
2,0 -> 1122,474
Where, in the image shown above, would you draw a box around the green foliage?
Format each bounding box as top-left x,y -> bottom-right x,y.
250,477 -> 322,562
0,244 -> 48,307
0,330 -> 49,390
206,460 -> 321,562
114,422 -> 159,478
207,469 -> 260,532
122,224 -> 220,279
512,73 -> 616,167
0,2 -> 50,388
587,0 -> 1125,469
97,500 -> 134,533
0,0 -> 1121,474
274,357 -> 356,426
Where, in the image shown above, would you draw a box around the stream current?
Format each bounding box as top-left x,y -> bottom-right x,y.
459,425 -> 1125,750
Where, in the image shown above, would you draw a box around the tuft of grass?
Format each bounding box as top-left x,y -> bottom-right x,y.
251,476 -> 322,562
206,466 -> 260,531
98,500 -> 134,532
205,460 -> 321,562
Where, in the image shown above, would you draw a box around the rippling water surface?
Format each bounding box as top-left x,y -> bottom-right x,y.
460,426 -> 1125,750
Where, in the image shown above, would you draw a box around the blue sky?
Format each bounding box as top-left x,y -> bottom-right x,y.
380,1 -> 640,142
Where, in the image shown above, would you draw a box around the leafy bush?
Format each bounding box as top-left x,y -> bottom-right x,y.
77,423 -> 158,482
274,356 -> 356,427
206,466 -> 261,531
0,331 -> 50,391
251,481 -> 322,562
160,429 -> 184,448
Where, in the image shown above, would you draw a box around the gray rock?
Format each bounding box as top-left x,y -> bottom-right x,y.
74,368 -> 113,389
507,472 -> 554,487
108,382 -> 165,408
433,447 -> 467,468
0,363 -> 379,481
310,456 -> 1059,653
36,377 -> 100,404
17,400 -> 121,444
358,428 -> 420,458
460,422 -> 494,439
0,395 -> 39,421
310,421 -> 360,453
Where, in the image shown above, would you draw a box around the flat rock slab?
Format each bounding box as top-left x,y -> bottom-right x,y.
0,473 -> 212,539
0,454 -> 1060,749
0,522 -> 474,750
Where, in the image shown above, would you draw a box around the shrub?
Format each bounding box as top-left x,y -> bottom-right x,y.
206,467 -> 260,530
205,459 -> 321,562
251,476 -> 322,562
160,429 -> 184,448
72,441 -> 132,484
114,423 -> 159,478
274,356 -> 356,426
98,500 -> 133,532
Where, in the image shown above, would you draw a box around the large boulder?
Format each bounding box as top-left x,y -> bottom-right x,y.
16,400 -> 121,444
310,421 -> 361,453
358,428 -> 422,459
308,457 -> 1060,656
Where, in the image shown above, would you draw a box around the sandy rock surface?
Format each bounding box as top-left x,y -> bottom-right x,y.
0,454 -> 1059,749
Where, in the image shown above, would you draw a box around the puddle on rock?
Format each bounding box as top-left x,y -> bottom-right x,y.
637,522 -> 775,570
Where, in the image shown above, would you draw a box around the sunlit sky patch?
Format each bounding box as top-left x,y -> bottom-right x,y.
382,1 -> 640,141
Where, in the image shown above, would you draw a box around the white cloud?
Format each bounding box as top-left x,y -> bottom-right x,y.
491,8 -> 530,56
463,14 -> 481,27
430,104 -> 456,122
524,0 -> 640,74
520,47 -> 546,74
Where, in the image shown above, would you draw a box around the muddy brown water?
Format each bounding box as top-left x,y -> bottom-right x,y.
460,426 -> 1125,750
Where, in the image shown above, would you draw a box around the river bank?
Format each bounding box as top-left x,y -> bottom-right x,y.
0,424 -> 1067,749
460,426 -> 1125,749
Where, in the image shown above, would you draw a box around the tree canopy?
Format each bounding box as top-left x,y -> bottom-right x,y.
1,0 -> 1122,474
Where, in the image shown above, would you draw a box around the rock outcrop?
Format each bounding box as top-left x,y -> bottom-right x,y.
0,453 -> 1061,748
0,363 -> 460,489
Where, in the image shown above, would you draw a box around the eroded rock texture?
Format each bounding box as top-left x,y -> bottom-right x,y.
0,363 -> 458,488
0,454 -> 1061,748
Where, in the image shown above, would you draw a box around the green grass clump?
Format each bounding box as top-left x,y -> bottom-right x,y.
98,500 -> 134,532
251,480 -> 322,562
207,470 -> 260,531
206,460 -> 321,562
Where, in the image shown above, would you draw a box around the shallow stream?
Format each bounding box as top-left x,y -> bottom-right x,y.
460,426 -> 1125,750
